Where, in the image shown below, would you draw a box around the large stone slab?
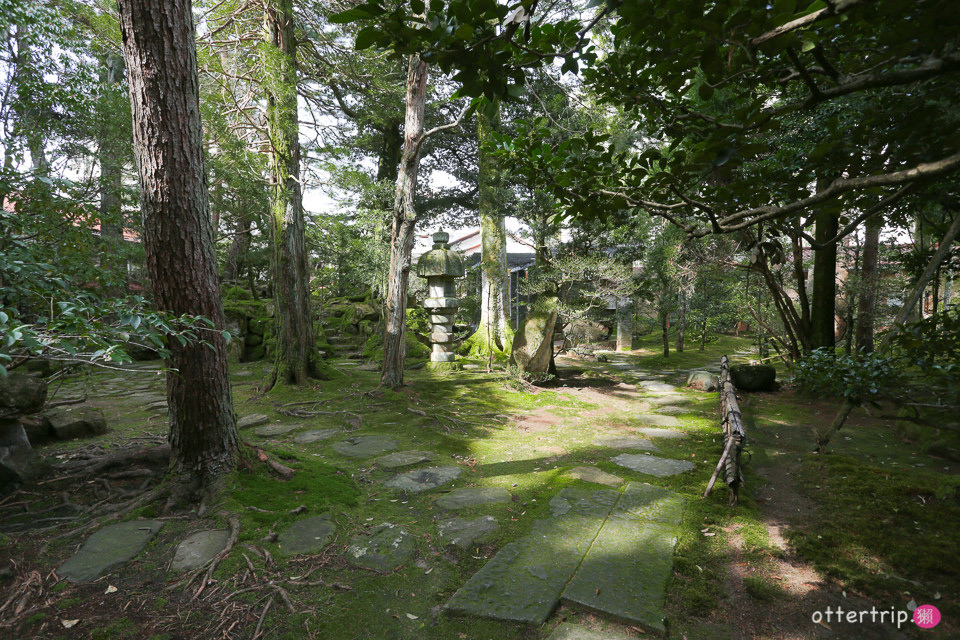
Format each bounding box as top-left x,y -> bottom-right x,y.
564,466 -> 623,487
254,423 -> 301,437
279,515 -> 335,555
612,454 -> 695,477
617,482 -> 684,527
591,435 -> 657,451
46,407 -> 107,440
647,395 -> 691,407
347,523 -> 415,572
375,450 -> 432,469
385,466 -> 462,493
237,414 -> 270,430
58,520 -> 164,582
333,435 -> 398,458
445,489 -> 615,624
640,382 -> 677,393
293,429 -> 339,444
546,623 -> 636,640
633,414 -> 682,428
636,427 -> 687,440
438,516 -> 499,548
170,529 -> 230,572
435,487 -> 511,510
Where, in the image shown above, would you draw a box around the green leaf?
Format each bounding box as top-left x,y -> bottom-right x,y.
355,27 -> 380,50
455,23 -> 473,40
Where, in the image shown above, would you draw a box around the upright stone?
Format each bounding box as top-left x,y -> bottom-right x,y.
510,307 -> 558,375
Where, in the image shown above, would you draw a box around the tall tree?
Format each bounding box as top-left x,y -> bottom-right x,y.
117,0 -> 238,501
855,215 -> 882,353
263,0 -> 321,386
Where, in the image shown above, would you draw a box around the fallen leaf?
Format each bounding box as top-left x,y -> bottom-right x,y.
816,620 -> 832,631
405,613 -> 418,620
61,619 -> 79,629
105,585 -> 118,594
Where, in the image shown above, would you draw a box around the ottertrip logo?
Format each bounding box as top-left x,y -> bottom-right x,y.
811,604 -> 941,629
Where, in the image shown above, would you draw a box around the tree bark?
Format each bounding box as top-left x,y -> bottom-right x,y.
810,208 -> 839,349
264,0 -> 321,386
381,55 -> 428,389
855,215 -> 881,353
660,307 -> 670,358
118,0 -> 238,499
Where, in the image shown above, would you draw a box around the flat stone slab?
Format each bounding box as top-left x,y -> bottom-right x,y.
633,414 -> 682,428
647,395 -> 691,407
293,429 -> 339,444
438,516 -> 499,548
435,487 -> 511,510
278,515 -> 335,555
636,427 -> 687,440
254,423 -> 301,437
237,414 -> 270,430
651,406 -> 686,415
58,520 -> 164,582
640,381 -> 677,393
385,466 -> 462,493
375,450 -> 432,469
347,523 -> 415,572
546,623 -> 636,640
170,529 -> 230,572
332,435 -> 398,458
612,454 -> 696,477
564,466 -> 623,487
592,435 -> 658,451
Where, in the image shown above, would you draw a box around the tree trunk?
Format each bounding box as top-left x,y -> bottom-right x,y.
223,214 -> 253,283
675,291 -> 686,352
98,53 -> 127,295
381,55 -> 428,389
264,0 -> 321,386
855,215 -> 881,353
118,0 -> 238,500
660,307 -> 670,358
616,297 -> 632,351
810,208 -> 839,350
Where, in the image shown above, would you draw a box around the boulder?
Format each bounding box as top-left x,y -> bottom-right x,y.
0,374 -> 47,416
0,419 -> 48,492
510,307 -> 558,375
730,364 -> 777,392
19,415 -> 52,445
46,407 -> 108,440
686,371 -> 718,392
565,320 -> 609,346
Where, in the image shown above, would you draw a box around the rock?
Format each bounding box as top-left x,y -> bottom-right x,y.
332,435 -> 398,458
612,454 -> 695,477
730,364 -> 777,392
647,395 -> 691,407
687,370 -> 718,391
564,466 -> 623,487
438,516 -> 499,548
253,423 -> 301,437
19,415 -> 51,444
237,414 -> 270,430
170,530 -> 230,572
346,523 -> 415,572
510,307 -> 558,375
293,429 -> 339,444
375,450 -> 431,469
639,381 -> 677,393
0,419 -> 48,492
18,359 -> 59,377
46,407 -> 107,440
244,333 -> 263,347
0,374 -> 47,415
636,427 -> 687,439
633,414 -> 682,428
278,515 -> 336,555
385,466 -> 461,493
565,320 -> 609,345
435,487 -> 511,510
57,520 -> 164,582
591,436 -> 658,451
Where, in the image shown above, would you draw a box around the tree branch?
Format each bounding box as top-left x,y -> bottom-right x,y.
750,0 -> 869,47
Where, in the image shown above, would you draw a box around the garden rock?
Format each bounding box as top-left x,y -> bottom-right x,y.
686,370 -> 718,391
254,423 -> 301,437
0,374 -> 47,415
57,520 -> 164,582
592,435 -> 657,451
278,515 -> 336,555
332,435 -> 398,458
510,308 -> 558,375
435,487 -> 510,510
375,450 -> 431,469
564,466 -> 623,487
237,414 -> 270,430
612,454 -> 695,477
170,529 -> 230,572
730,364 -> 777,392
46,407 -> 107,440
346,523 -> 415,572
438,516 -> 499,548
293,429 -> 339,444
385,466 -> 461,493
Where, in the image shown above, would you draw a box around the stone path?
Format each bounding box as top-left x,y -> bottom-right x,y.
444,482 -> 683,632
58,520 -> 164,582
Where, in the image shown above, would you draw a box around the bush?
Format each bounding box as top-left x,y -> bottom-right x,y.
792,348 -> 902,406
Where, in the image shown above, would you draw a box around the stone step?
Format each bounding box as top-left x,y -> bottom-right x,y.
58,520 -> 164,583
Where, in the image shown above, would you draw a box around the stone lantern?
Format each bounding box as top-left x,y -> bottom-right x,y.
416,230 -> 465,369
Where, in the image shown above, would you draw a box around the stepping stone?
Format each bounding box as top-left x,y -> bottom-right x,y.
436,487 -> 511,510
233,370 -> 253,377
634,414 -> 682,428
438,516 -> 499,548
278,515 -> 335,555
237,414 -> 270,430
333,435 -> 398,458
375,450 -> 432,469
346,523 -> 415,572
612,454 -> 695,477
548,487 -> 619,518
170,529 -> 229,572
58,520 -> 164,582
652,405 -> 686,415
385,466 -> 461,493
647,394 -> 690,407
640,382 -> 677,393
293,429 -> 339,444
617,482 -> 684,526
564,466 -> 623,487
637,427 -> 687,440
146,400 -> 168,412
592,435 -> 658,451
444,489 -> 615,624
128,392 -> 166,404
254,423 -> 301,437
546,623 -> 635,640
